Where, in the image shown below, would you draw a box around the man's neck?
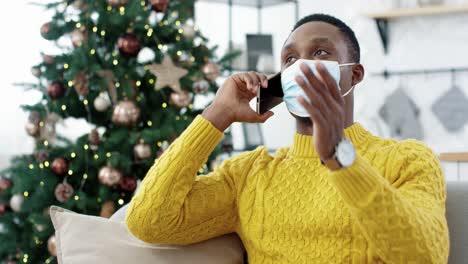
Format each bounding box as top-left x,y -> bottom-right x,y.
295,108 -> 354,136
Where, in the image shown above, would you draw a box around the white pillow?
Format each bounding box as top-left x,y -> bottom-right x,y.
49,206 -> 245,264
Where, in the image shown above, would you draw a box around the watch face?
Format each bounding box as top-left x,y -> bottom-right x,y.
336,138 -> 356,168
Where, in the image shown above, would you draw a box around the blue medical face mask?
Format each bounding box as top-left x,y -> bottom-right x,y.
281,59 -> 356,117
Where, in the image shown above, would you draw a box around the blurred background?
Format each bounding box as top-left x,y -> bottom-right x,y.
1,0 -> 468,175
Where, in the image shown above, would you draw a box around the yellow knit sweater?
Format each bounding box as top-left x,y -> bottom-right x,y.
125,116 -> 449,264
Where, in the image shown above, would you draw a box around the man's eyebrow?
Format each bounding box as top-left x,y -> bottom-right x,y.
282,37 -> 334,53
311,37 -> 334,45
282,42 -> 295,53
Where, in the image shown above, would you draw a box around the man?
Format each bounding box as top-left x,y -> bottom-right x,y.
126,14 -> 449,263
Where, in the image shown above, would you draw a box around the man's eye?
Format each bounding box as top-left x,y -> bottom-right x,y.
286,56 -> 296,64
314,49 -> 329,56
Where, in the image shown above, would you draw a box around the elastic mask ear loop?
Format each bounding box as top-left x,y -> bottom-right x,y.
342,85 -> 355,97
338,63 -> 357,97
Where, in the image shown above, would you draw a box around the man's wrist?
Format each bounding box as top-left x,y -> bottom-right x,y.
201,105 -> 233,132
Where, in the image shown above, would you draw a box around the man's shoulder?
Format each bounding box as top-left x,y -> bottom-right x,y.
368,135 -> 437,163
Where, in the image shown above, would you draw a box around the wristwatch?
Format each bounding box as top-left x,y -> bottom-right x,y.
321,138 -> 356,171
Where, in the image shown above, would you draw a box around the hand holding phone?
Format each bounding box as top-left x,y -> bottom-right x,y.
256,72 -> 284,115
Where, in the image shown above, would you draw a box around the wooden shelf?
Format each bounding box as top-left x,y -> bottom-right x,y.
364,4 -> 468,54
365,4 -> 468,19
440,152 -> 468,162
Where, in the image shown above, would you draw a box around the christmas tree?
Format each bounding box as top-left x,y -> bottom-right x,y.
0,0 -> 237,263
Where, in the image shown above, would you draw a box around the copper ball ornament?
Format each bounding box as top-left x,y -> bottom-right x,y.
107,0 -> 128,7
117,33 -> 141,57
47,235 -> 57,256
71,28 -> 88,47
51,158 -> 69,176
149,0 -> 169,12
54,182 -> 74,203
182,23 -> 196,39
98,166 -> 123,187
112,100 -> 141,127
31,67 -> 41,77
192,79 -> 210,94
73,71 -> 89,96
134,139 -> 152,160
170,91 -> 191,108
100,200 -> 116,218
47,81 -> 65,100
25,122 -> 39,137
201,62 -> 220,82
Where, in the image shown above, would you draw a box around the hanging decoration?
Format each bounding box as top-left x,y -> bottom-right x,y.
146,56 -> 188,93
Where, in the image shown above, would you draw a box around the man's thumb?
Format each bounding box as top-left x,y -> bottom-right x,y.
256,111 -> 274,123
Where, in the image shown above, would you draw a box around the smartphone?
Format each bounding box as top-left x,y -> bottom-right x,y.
256,72 -> 284,115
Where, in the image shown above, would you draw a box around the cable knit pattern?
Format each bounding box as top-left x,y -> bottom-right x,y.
125,115 -> 449,264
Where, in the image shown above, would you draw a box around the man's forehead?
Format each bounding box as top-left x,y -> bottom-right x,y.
283,22 -> 343,50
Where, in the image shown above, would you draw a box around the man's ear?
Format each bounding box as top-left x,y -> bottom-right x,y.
352,64 -> 365,86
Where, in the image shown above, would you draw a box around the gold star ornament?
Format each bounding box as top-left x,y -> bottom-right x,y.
146,56 -> 188,93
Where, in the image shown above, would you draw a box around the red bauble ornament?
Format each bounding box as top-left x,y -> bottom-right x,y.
149,0 -> 169,12
42,53 -> 55,64
119,177 -> 137,192
117,33 -> 141,57
88,129 -> 100,145
51,158 -> 69,176
0,178 -> 13,191
47,81 -> 65,99
40,22 -> 52,40
0,203 -> 7,215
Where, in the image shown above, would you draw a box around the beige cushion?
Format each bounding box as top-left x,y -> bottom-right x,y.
49,206 -> 244,264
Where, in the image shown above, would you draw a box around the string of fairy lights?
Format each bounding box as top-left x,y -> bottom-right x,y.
11,2 -> 217,262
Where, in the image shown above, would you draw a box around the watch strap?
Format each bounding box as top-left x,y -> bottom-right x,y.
321,155 -> 342,171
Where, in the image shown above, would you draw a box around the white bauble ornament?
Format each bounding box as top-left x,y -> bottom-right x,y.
137,47 -> 156,64
10,194 -> 24,212
94,93 -> 111,112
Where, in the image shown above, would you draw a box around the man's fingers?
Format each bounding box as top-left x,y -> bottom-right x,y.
300,63 -> 338,107
298,96 -> 326,125
258,74 -> 268,88
315,62 -> 344,106
295,75 -> 329,117
244,110 -> 274,123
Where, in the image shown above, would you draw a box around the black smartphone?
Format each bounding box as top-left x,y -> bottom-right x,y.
256,72 -> 284,115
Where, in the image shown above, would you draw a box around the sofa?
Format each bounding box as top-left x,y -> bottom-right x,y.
112,181 -> 468,263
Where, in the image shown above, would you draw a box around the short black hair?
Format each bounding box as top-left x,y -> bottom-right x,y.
292,14 -> 360,63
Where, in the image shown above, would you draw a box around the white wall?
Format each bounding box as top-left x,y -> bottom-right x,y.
195,0 -> 468,156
